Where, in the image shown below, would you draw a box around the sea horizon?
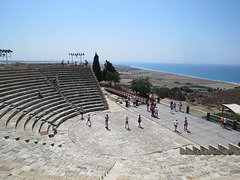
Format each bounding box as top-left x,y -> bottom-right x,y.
117,62 -> 240,85
1,60 -> 240,85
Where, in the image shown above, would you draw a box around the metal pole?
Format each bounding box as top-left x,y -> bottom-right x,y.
6,52 -> 8,64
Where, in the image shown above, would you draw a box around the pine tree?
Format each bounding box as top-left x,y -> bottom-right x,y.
92,52 -> 102,82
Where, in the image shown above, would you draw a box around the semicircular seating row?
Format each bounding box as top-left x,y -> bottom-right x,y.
0,64 -> 107,136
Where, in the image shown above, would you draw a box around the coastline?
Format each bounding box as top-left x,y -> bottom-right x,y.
116,65 -> 239,90
130,65 -> 240,86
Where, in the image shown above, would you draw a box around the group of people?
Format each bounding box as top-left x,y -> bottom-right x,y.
146,99 -> 189,132
170,101 -> 183,114
61,60 -> 88,67
80,105 -> 143,130
221,116 -> 228,128
147,100 -> 158,117
174,117 -> 188,132
52,76 -> 60,91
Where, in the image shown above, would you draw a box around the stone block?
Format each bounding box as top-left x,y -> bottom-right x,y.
186,147 -> 194,155
229,143 -> 240,155
179,147 -> 187,155
193,146 -> 202,155
218,144 -> 229,155
200,145 -> 210,155
209,145 -> 221,155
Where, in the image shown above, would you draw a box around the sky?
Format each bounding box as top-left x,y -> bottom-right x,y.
1,0 -> 240,65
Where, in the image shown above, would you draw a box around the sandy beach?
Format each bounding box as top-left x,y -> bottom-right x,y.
116,65 -> 239,90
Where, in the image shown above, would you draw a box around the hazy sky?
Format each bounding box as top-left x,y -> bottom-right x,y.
1,0 -> 240,64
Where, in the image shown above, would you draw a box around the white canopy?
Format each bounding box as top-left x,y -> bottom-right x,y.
222,104 -> 240,114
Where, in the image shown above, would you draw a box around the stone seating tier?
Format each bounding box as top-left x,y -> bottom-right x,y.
0,65 -> 108,137
2,89 -> 55,105
0,83 -> 53,101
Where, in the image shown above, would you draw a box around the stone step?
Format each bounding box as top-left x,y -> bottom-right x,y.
24,104 -> 73,132
180,143 -> 240,155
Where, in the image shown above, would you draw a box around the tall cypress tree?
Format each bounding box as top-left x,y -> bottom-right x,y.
92,52 -> 102,82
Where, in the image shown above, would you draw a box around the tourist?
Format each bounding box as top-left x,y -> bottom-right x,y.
220,116 -> 224,127
173,102 -> 176,111
75,61 -> 77,66
174,120 -> 178,131
80,106 -> 84,119
52,77 -> 56,85
223,116 -> 228,128
125,116 -> 129,129
133,97 -> 136,106
138,115 -> 142,128
67,60 -> 70,66
170,103 -> 173,114
86,114 -> 91,126
85,60 -> 88,67
53,76 -> 58,86
151,105 -> 155,116
105,114 -> 109,129
52,124 -> 57,134
61,60 -> 64,66
147,101 -> 150,112
153,100 -> 156,107
38,90 -> 43,98
57,82 -> 60,91
154,106 -> 158,117
184,117 -> 188,131
179,102 -> 183,112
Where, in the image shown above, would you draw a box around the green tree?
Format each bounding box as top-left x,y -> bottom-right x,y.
102,60 -> 121,86
130,77 -> 152,97
153,87 -> 186,101
153,87 -> 170,98
92,52 -> 102,82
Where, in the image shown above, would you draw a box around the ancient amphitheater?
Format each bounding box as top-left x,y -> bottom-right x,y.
0,63 -> 239,180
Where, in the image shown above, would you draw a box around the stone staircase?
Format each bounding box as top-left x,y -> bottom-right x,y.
0,124 -> 115,180
103,151 -> 240,180
180,143 -> 240,155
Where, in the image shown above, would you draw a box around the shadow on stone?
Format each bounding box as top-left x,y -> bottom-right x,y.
175,130 -> 181,134
106,127 -> 111,131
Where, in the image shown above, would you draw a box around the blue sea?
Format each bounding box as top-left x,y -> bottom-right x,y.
1,60 -> 240,85
123,63 -> 240,85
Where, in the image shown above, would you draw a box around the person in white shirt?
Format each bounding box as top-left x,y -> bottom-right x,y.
174,120 -> 178,131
